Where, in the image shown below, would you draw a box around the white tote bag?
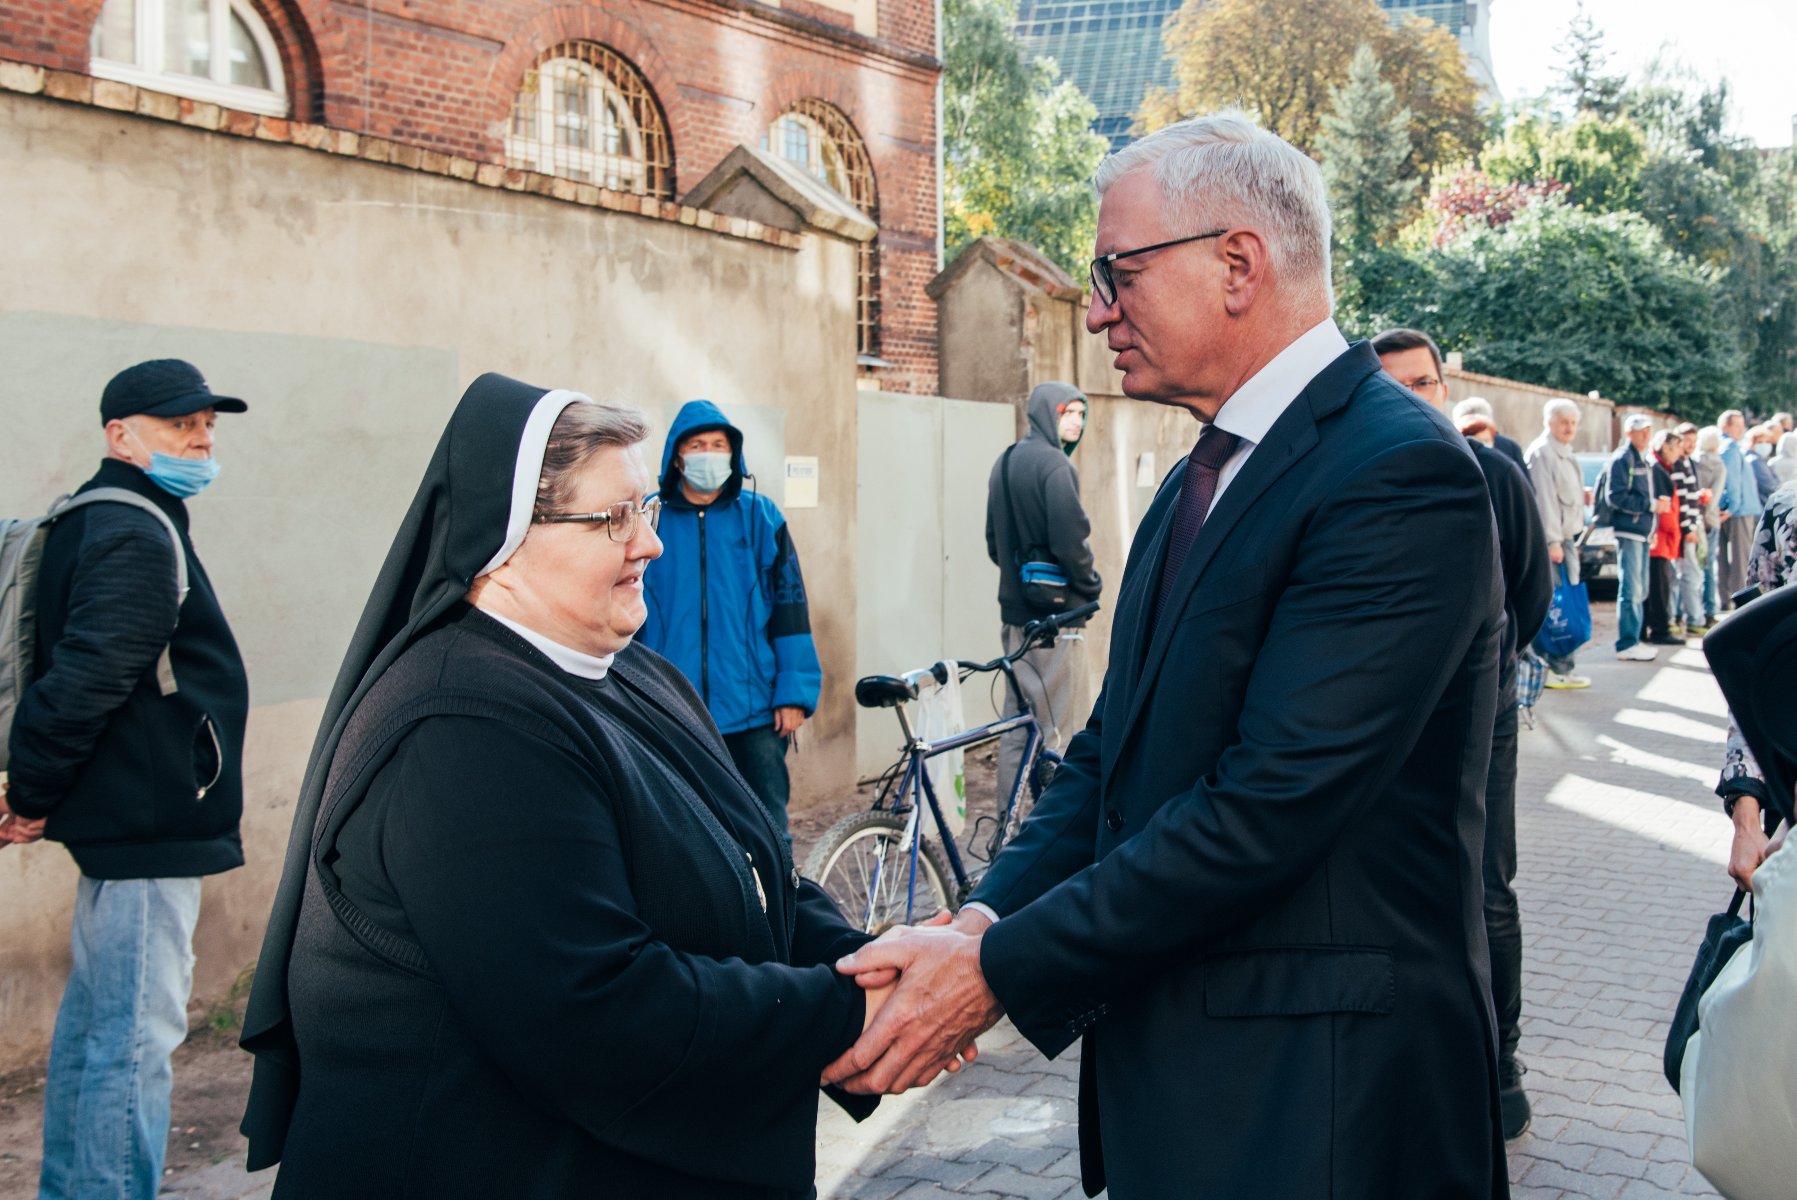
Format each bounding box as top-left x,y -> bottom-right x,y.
913,662 -> 967,838
1681,844 -> 1797,1199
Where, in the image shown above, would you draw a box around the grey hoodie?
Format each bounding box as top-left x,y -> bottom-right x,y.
985,382 -> 1103,625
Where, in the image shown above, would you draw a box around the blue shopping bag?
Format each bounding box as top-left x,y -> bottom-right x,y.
1534,564 -> 1591,660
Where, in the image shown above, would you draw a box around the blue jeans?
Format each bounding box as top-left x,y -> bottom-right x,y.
1615,536 -> 1649,651
40,876 -> 202,1200
722,724 -> 791,838
1702,531 -> 1720,619
1676,538 -> 1705,626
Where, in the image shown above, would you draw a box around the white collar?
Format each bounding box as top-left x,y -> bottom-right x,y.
479,607 -> 616,680
1208,318 -> 1349,447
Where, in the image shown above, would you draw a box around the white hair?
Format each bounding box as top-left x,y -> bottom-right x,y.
1543,399 -> 1581,426
1697,425 -> 1722,453
1095,111 -> 1333,306
1453,397 -> 1494,422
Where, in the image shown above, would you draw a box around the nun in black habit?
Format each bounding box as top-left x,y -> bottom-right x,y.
240,374 -> 887,1199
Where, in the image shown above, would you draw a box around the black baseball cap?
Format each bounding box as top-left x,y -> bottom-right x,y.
99,359 -> 248,424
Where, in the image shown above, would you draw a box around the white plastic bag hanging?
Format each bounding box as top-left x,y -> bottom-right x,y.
914,661 -> 967,838
1682,844 -> 1797,1199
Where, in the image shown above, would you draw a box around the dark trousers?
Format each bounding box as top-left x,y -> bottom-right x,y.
1484,712 -> 1522,1067
722,724 -> 791,837
1644,556 -> 1677,641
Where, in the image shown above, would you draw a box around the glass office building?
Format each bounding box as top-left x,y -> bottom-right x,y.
1014,0 -> 1496,150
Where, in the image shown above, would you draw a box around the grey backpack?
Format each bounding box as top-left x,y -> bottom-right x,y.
0,489 -> 188,771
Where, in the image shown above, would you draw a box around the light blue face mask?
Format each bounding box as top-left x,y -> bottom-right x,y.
681,451 -> 734,492
128,426 -> 220,498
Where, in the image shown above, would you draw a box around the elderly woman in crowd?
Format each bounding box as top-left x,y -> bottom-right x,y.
238,375 -> 894,1199
1525,398 -> 1590,688
1718,479 -> 1797,889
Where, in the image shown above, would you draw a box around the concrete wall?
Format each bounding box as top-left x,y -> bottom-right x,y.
1445,368 -> 1617,455
0,92 -> 865,1069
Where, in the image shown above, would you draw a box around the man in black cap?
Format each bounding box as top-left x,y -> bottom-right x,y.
0,359 -> 250,1200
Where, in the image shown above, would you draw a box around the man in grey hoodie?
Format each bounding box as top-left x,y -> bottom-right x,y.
985,381 -> 1104,805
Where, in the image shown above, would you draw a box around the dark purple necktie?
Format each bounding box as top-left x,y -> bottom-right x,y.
1153,424 -> 1242,628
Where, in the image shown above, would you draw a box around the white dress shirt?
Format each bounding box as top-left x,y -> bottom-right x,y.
958,319 -> 1349,929
1207,318 -> 1350,506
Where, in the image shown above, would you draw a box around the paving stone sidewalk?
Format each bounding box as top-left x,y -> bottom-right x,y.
153,608 -> 1739,1200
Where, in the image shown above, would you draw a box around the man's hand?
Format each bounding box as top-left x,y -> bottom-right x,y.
0,786 -> 47,848
773,706 -> 806,738
1727,795 -> 1771,889
822,910 -> 1002,1095
1547,542 -> 1565,565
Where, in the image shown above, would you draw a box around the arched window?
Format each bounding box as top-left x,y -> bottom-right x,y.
89,0 -> 288,117
765,101 -> 879,358
506,44 -> 674,200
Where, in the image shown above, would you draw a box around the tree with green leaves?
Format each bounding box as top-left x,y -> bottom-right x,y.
1553,0 -> 1626,118
1480,112 -> 1647,214
941,0 -> 1109,276
1144,0 -> 1482,182
1317,45 -> 1417,249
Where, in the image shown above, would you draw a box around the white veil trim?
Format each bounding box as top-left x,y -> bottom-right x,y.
476,388 -> 592,578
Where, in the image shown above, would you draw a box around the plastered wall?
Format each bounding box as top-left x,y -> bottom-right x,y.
0,92 -> 866,1069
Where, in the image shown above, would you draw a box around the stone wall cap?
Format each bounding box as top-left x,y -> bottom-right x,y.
681,143 -> 876,243
926,237 -> 1081,301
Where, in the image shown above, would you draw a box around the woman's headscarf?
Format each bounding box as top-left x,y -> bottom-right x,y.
240,372 -> 591,1167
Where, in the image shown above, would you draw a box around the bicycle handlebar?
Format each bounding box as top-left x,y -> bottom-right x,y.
929,600 -> 1102,684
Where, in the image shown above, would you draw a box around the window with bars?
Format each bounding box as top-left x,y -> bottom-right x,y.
764,101 -> 880,358
506,44 -> 674,200
89,0 -> 287,116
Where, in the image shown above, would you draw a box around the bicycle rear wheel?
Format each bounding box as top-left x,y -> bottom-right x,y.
805,810 -> 955,934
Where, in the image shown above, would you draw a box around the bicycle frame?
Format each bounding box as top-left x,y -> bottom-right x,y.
874,680 -> 1045,925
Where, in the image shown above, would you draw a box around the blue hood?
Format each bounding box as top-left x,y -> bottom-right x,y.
659,399 -> 747,504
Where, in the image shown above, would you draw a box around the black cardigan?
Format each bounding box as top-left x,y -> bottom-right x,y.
274,608 -> 871,1199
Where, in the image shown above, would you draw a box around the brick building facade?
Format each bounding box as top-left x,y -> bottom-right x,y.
3,0 -> 942,391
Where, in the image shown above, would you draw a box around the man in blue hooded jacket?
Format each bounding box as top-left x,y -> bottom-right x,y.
640,400 -> 822,833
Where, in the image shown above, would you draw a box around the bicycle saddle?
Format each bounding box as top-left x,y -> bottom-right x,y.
854,675 -> 917,708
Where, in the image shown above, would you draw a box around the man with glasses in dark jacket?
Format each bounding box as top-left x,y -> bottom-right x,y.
2,360 -> 250,1200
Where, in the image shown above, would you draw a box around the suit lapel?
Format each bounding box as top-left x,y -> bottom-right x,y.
1105,343 -> 1381,784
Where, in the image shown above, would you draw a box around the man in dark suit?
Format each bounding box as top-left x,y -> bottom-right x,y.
824,112 -> 1509,1199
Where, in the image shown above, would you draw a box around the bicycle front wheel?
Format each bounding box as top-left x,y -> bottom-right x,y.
804,810 -> 955,934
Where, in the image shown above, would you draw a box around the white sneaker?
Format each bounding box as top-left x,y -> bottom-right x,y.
1616,643 -> 1658,662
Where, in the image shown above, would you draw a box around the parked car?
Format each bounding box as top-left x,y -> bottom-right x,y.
1574,452 -> 1619,599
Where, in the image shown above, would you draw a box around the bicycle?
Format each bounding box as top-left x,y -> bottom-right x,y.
804,599 -> 1100,934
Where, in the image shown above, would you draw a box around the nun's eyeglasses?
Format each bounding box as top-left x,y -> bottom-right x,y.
1089,229 -> 1228,307
534,496 -> 662,542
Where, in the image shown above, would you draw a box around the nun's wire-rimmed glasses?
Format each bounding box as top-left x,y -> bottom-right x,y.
534,495 -> 663,543
1089,229 -> 1228,307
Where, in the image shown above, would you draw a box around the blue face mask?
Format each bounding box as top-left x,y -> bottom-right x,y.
681,451 -> 734,492
127,426 -> 220,498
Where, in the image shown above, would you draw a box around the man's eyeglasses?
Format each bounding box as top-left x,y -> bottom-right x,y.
1089,229 -> 1228,306
534,496 -> 663,543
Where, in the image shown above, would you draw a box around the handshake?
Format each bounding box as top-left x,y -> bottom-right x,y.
820,908 -> 1006,1095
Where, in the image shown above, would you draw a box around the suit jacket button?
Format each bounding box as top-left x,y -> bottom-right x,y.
789,867 -> 801,889
1106,810 -> 1124,832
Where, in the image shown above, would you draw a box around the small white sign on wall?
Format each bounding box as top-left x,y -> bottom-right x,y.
1136,452 -> 1157,489
784,456 -> 819,508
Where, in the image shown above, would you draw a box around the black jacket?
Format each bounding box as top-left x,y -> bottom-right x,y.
273,609 -> 869,1199
969,343 -> 1509,1199
986,382 -> 1102,625
1470,438 -> 1552,714
7,459 -> 247,880
1606,443 -> 1655,540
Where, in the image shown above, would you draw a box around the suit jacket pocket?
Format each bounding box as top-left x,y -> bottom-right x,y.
1177,563 -> 1265,623
1203,946 -> 1394,1017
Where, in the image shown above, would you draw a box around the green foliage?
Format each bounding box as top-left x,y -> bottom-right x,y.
1480,113 -> 1647,214
942,0 -> 1109,276
1317,46 -> 1418,249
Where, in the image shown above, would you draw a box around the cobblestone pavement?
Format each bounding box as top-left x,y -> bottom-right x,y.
154,609 -> 1739,1200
